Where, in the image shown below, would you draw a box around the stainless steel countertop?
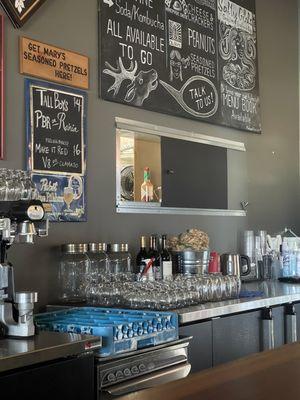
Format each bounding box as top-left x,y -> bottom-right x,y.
0,331 -> 102,373
178,281 -> 300,324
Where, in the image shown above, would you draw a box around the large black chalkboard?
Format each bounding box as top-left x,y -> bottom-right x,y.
26,80 -> 86,175
99,0 -> 261,133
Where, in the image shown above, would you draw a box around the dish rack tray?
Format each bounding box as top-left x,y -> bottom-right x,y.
35,307 -> 178,357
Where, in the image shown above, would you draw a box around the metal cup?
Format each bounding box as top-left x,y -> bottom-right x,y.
220,254 -> 251,278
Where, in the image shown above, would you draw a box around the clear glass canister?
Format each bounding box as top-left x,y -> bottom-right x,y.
107,244 -> 132,274
59,243 -> 89,303
86,243 -> 108,295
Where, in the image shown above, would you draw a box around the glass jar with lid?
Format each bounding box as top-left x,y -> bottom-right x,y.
107,244 -> 132,274
59,243 -> 89,303
86,243 -> 108,300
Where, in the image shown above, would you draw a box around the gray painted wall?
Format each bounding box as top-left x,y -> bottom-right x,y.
0,0 -> 299,307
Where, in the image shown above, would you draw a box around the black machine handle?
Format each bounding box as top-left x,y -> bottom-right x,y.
240,255 -> 251,276
0,200 -> 45,222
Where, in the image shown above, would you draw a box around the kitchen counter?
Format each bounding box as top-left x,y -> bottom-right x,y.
177,281 -> 300,324
46,282 -> 300,326
118,342 -> 300,400
0,331 -> 101,373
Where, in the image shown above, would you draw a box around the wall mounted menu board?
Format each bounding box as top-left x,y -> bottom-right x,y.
99,0 -> 261,133
26,79 -> 87,222
20,37 -> 89,90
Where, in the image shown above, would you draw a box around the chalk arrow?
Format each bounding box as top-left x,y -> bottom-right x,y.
103,0 -> 114,7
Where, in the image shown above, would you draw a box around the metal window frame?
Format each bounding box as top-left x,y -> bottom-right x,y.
116,117 -> 246,152
116,118 -> 246,217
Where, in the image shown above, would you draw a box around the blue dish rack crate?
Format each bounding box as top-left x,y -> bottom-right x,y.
35,307 -> 179,357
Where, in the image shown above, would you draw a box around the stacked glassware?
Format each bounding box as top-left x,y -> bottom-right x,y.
86,274 -> 241,311
59,242 -> 133,303
0,169 -> 37,201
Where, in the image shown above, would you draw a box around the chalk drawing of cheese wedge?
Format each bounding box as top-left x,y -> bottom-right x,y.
160,76 -> 219,118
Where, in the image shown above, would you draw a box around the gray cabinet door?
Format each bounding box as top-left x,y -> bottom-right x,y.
212,311 -> 261,366
161,137 -> 228,209
182,307 -> 285,372
179,321 -> 212,373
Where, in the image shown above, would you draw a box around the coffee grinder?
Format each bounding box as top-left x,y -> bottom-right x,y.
0,200 -> 48,338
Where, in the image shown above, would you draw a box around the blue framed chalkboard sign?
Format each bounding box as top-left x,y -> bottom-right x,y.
25,78 -> 87,222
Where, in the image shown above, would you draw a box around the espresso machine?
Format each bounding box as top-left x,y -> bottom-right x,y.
0,200 -> 48,338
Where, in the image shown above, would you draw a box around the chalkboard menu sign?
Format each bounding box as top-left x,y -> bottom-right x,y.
26,79 -> 87,222
99,0 -> 261,133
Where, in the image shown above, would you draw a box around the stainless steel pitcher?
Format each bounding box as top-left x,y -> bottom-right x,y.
220,254 -> 251,277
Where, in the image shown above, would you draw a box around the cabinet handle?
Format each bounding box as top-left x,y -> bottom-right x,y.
285,304 -> 297,344
261,308 -> 275,351
167,169 -> 174,175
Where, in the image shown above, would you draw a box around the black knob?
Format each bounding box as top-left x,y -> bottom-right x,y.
139,364 -> 146,372
124,368 -> 131,377
167,169 -> 174,175
116,370 -> 124,380
131,366 -> 139,375
107,373 -> 116,383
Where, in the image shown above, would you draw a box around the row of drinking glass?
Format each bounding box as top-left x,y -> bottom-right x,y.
0,169 -> 37,201
86,274 -> 241,310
